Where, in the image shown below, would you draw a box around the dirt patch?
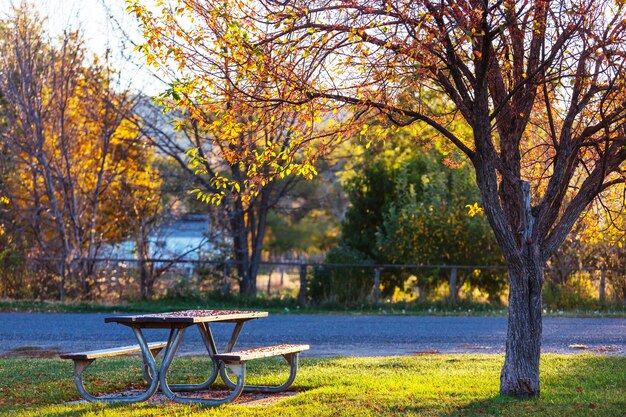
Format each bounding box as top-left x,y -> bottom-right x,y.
410,349 -> 440,356
0,346 -> 63,358
589,345 -> 620,353
568,344 -> 589,350
457,343 -> 493,350
66,389 -> 297,406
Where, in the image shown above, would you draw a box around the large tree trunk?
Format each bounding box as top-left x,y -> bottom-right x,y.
239,268 -> 255,295
500,250 -> 543,397
230,187 -> 271,297
230,202 -> 255,296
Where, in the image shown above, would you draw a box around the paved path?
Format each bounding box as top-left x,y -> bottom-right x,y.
0,313 -> 624,357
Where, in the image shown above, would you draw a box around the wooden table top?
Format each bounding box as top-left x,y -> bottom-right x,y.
104,309 -> 269,325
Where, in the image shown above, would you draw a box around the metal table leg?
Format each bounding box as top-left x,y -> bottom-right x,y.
226,321 -> 245,352
218,321 -> 245,385
168,323 -> 220,392
158,326 -> 246,406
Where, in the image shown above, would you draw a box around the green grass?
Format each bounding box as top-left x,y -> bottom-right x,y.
1,297 -> 624,318
0,354 -> 624,416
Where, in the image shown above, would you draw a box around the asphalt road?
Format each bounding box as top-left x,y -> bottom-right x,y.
0,313 -> 624,357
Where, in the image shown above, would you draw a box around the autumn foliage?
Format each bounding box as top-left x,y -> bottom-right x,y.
129,0 -> 626,398
0,6 -> 161,298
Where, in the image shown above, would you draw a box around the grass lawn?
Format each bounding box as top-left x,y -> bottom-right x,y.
1,298 -> 624,318
0,354 -> 624,417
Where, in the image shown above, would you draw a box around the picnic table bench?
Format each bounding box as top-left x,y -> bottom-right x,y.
60,309 -> 309,406
60,342 -> 168,403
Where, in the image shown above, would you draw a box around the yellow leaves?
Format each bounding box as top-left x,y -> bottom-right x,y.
466,203 -> 484,217
280,166 -> 293,178
190,188 -> 224,205
127,0 -> 337,208
0,195 -> 6,236
359,123 -> 369,135
297,163 -> 318,179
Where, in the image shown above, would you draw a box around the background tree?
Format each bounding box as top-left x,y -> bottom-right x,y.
130,15 -> 354,295
551,195 -> 626,303
329,133 -> 504,302
376,148 -> 505,300
135,103 -> 326,295
0,194 -> 10,254
0,4 -> 161,299
263,169 -> 343,260
130,0 -> 626,397
340,159 -> 396,261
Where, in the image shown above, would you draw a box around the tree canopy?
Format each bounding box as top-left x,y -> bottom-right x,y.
129,0 -> 626,398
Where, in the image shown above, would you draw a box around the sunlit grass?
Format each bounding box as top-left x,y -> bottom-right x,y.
0,354 -> 624,416
1,297 -> 624,318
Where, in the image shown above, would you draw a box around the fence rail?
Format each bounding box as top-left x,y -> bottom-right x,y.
0,257 -> 624,306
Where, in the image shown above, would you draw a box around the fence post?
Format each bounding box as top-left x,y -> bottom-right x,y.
298,263 -> 308,307
448,267 -> 458,303
599,268 -> 606,304
222,261 -> 231,296
373,267 -> 381,306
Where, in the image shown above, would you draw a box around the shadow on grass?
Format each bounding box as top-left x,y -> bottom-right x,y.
6,403 -> 151,417
443,355 -> 626,417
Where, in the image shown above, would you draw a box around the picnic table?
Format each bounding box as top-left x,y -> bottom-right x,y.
60,309 -> 309,406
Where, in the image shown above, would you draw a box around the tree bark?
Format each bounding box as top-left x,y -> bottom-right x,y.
231,186 -> 271,297
500,253 -> 543,397
136,222 -> 152,301
222,261 -> 231,296
229,199 -> 253,296
497,180 -> 544,398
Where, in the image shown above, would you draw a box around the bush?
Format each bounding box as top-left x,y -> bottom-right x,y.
309,245 -> 374,307
543,272 -> 600,310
